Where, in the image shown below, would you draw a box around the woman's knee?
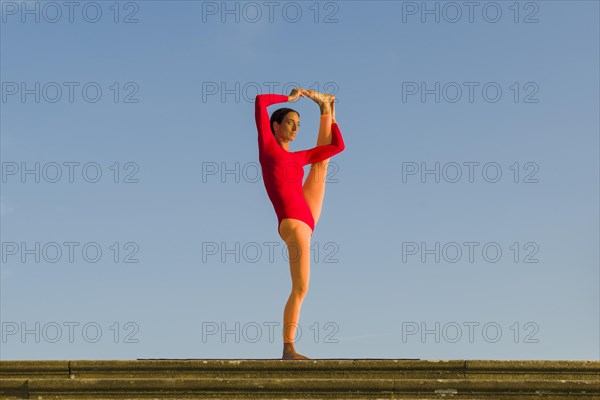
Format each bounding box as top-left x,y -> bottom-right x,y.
290,283 -> 309,299
280,219 -> 311,244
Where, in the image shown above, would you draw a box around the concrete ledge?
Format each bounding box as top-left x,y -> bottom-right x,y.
0,360 -> 69,378
1,359 -> 598,399
74,359 -> 465,380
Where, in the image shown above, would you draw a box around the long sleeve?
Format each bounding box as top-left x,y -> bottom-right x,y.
298,122 -> 346,166
255,93 -> 289,155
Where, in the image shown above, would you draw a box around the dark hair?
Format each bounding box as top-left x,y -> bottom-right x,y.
270,108 -> 300,136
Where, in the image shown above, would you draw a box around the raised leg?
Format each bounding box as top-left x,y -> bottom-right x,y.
278,218 -> 312,360
302,92 -> 335,226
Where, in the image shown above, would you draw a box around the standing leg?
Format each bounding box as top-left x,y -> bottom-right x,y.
302,91 -> 335,226
279,218 -> 313,360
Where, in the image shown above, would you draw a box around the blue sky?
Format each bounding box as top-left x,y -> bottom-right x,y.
1,0 -> 598,361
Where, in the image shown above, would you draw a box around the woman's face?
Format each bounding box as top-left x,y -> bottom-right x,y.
274,112 -> 300,142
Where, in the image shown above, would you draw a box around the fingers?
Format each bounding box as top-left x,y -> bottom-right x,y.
289,88 -> 304,101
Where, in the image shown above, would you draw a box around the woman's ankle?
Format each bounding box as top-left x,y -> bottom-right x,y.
319,103 -> 332,115
283,342 -> 295,352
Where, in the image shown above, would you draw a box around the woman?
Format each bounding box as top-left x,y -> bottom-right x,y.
254,88 -> 345,359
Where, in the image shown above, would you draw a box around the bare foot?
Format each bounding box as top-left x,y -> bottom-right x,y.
282,342 -> 312,360
282,351 -> 311,360
302,89 -> 334,110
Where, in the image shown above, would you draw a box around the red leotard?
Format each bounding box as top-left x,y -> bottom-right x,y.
255,93 -> 345,235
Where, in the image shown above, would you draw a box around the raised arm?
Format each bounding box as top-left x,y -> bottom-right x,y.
298,122 -> 345,165
255,93 -> 290,154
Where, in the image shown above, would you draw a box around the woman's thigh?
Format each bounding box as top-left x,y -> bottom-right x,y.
278,218 -> 312,290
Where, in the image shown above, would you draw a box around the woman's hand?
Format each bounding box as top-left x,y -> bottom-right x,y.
287,88 -> 305,102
